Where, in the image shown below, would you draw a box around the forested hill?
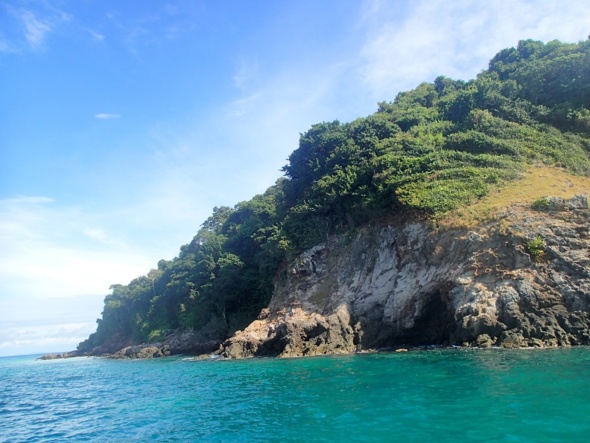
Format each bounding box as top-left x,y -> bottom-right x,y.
78,39 -> 590,353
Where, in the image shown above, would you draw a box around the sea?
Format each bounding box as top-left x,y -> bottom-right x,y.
1,348 -> 589,442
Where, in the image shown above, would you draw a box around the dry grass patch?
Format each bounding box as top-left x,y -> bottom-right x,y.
439,165 -> 590,228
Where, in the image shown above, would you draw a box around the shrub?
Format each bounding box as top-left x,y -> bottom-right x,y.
147,329 -> 167,343
531,197 -> 550,211
525,236 -> 546,262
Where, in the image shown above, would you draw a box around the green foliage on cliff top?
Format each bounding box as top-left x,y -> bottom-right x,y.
79,39 -> 590,352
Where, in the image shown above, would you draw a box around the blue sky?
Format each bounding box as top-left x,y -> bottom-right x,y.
1,0 -> 589,356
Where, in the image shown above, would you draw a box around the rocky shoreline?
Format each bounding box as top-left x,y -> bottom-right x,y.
41,195 -> 590,361
219,195 -> 590,358
39,331 -> 221,360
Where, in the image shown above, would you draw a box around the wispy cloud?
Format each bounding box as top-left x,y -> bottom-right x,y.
233,58 -> 259,90
83,227 -> 113,245
358,0 -> 590,101
105,3 -> 202,55
0,196 -> 153,301
95,113 -> 121,119
0,293 -> 103,356
3,5 -> 71,52
227,93 -> 261,117
0,36 -> 14,53
0,321 -> 96,356
20,10 -> 52,48
0,186 -> 208,357
88,29 -> 105,42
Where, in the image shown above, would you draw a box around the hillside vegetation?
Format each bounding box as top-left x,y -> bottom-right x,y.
442,164 -> 590,228
78,39 -> 590,352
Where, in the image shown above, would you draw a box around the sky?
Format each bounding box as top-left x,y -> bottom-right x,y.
1,0 -> 589,357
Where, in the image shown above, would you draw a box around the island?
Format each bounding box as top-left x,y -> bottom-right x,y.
42,38 -> 590,360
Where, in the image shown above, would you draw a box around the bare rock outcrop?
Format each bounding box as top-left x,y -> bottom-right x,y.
221,196 -> 590,358
56,330 -> 223,360
38,351 -> 82,360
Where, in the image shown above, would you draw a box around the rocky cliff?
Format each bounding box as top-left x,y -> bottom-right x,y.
44,168 -> 590,361
220,193 -> 590,358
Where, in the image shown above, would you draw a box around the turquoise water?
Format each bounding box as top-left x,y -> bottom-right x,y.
1,349 -> 589,442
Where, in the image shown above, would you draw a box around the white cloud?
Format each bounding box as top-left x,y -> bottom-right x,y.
95,113 -> 121,119
2,5 -> 72,52
88,29 -> 105,42
359,0 -> 590,101
20,10 -> 52,48
0,321 -> 95,355
0,196 -> 154,301
0,293 -> 105,356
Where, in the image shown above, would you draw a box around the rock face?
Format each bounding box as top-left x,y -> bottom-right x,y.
46,330 -> 223,360
221,196 -> 590,358
110,332 -> 221,359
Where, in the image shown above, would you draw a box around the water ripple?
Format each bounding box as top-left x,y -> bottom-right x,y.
1,349 -> 590,442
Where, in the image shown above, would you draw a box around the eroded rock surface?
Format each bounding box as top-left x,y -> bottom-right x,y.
221,196 -> 590,358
